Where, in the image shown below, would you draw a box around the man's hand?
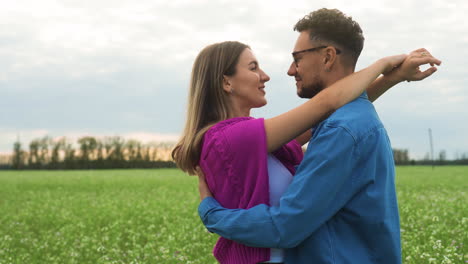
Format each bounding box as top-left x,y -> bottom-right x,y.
385,48 -> 442,83
196,166 -> 213,201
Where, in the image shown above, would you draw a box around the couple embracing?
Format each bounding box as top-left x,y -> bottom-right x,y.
173,8 -> 441,264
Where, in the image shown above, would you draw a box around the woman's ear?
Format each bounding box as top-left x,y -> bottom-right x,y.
222,75 -> 232,94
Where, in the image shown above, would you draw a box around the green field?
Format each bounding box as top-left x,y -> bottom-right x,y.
0,167 -> 466,264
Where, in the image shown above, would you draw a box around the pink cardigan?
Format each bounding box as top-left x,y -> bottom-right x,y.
199,117 -> 304,264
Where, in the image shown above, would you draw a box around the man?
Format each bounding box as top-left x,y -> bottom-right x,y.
197,8 -> 441,264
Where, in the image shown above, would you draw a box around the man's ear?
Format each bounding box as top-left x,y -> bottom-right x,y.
222,75 -> 232,93
323,47 -> 338,71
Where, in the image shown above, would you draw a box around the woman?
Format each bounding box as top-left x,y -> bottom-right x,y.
172,41 -> 429,263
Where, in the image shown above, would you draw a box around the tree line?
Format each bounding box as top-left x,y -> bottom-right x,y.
2,138 -> 467,170
392,148 -> 468,165
5,136 -> 176,170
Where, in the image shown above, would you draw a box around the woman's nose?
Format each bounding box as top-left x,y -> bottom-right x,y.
261,70 -> 270,82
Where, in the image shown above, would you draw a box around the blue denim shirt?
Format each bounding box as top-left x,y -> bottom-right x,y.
199,93 -> 401,264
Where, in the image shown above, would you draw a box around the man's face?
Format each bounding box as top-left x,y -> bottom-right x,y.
287,31 -> 326,99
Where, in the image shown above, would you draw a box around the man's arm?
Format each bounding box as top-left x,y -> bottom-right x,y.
294,130 -> 312,146
366,48 -> 441,102
366,74 -> 401,102
199,125 -> 363,248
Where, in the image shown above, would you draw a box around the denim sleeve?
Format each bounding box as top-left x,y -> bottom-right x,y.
198,125 -> 361,248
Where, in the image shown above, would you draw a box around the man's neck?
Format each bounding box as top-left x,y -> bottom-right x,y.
325,67 -> 355,87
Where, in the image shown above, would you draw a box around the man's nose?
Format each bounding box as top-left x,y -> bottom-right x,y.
287,62 -> 296,76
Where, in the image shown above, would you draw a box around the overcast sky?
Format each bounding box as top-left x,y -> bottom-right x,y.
1,0 -> 467,159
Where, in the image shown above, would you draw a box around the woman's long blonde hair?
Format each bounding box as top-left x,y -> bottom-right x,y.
172,41 -> 249,175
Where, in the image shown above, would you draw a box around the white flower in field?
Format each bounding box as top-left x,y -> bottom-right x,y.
432,240 -> 443,250
97,245 -> 105,252
159,246 -> 169,255
441,255 -> 453,264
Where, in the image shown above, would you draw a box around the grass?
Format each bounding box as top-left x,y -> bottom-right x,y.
396,166 -> 467,263
0,166 -> 466,263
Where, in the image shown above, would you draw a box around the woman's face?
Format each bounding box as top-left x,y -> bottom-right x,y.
227,48 -> 270,110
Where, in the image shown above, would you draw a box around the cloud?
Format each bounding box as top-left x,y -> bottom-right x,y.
1,0 -> 467,159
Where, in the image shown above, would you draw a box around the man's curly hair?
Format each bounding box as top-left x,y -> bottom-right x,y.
294,8 -> 364,66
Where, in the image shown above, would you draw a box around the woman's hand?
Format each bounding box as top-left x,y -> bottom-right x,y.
196,166 -> 213,201
385,48 -> 442,82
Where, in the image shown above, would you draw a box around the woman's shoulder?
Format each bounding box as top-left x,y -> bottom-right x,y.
205,117 -> 255,135
204,117 -> 257,139
201,116 -> 265,159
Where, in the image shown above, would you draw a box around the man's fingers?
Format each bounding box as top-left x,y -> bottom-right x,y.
409,49 -> 427,57
411,48 -> 431,55
414,48 -> 428,52
410,56 -> 442,67
195,166 -> 204,177
196,166 -> 212,200
408,49 -> 441,65
413,67 -> 438,80
402,48 -> 441,82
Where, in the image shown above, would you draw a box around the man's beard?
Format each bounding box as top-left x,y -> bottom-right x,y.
297,78 -> 325,99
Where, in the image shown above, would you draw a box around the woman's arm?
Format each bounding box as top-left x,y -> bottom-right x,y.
264,56 -> 402,152
265,51 -> 440,152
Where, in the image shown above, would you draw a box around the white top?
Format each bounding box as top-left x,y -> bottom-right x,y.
264,154 -> 294,263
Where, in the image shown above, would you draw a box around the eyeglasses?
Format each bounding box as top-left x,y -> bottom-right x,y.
292,46 -> 342,67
